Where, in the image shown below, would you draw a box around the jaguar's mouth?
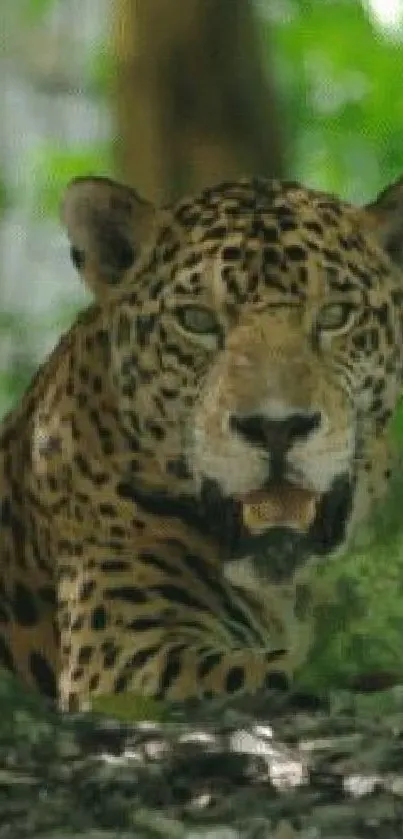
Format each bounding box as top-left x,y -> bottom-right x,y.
239,483 -> 318,534
200,475 -> 353,582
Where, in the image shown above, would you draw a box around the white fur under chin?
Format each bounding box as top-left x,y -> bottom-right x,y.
223,555 -> 261,594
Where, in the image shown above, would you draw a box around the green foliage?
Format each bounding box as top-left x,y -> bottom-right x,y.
92,693 -> 167,723
29,144 -> 113,217
0,172 -> 10,214
298,458 -> 403,692
0,308 -> 86,416
87,46 -> 116,96
262,0 -> 403,201
24,0 -> 56,22
0,312 -> 38,415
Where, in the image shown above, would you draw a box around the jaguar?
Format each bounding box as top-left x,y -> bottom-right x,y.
1,173 -> 403,711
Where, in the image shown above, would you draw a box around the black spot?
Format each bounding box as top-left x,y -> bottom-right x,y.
137,370 -> 152,385
263,246 -> 281,266
78,365 -> 90,384
166,457 -> 190,479
13,583 -> 38,626
371,397 -> 383,413
296,267 -> 308,286
138,550 -> 180,576
151,583 -> 204,612
91,606 -> 108,631
96,329 -> 109,349
89,673 -> 100,691
71,615 -> 85,632
279,217 -> 297,233
305,220 -> 322,235
0,636 -> 15,672
201,689 -> 214,701
68,693 -> 80,712
79,580 -> 96,601
161,387 -> 178,402
30,652 -> 57,698
261,226 -> 278,243
92,375 -> 102,393
162,242 -> 180,261
78,645 -> 94,666
156,646 -> 185,698
368,328 -> 379,351
99,503 -> 117,517
102,440 -> 115,457
105,586 -> 147,604
38,586 -> 56,607
121,384 -> 136,401
265,649 -> 287,662
111,526 -> 127,540
104,647 -> 118,669
148,278 -> 164,299
223,246 -> 241,262
71,246 -> 85,270
135,315 -> 155,348
373,379 -> 385,397
127,616 -> 164,631
288,691 -> 325,711
0,497 -> 11,526
100,560 -> 131,573
285,245 -> 306,261
225,665 -> 245,693
0,600 -> 10,623
114,672 -> 130,693
127,645 -> 160,671
72,667 -> 84,681
264,670 -> 290,692
197,652 -> 222,679
116,313 -> 132,346
10,516 -> 26,569
73,453 -> 91,478
322,248 -> 342,265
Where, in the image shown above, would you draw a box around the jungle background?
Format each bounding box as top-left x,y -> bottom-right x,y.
2,0 -> 403,697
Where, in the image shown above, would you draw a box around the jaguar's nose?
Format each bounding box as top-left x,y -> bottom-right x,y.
229,411 -> 322,452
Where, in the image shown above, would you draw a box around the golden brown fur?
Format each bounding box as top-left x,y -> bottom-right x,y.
1,174 -> 403,710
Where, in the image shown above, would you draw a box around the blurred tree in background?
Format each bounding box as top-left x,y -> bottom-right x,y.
1,0 -> 403,694
112,0 -> 285,203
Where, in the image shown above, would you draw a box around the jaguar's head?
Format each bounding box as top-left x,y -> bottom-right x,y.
62,175 -> 403,586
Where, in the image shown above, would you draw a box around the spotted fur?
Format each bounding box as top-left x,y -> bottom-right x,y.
1,174 -> 403,711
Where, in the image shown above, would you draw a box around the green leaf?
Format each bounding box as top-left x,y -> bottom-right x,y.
24,0 -> 56,22
28,144 -> 113,217
92,693 -> 167,723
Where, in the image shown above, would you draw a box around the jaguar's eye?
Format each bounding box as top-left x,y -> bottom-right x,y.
176,305 -> 219,335
316,302 -> 356,331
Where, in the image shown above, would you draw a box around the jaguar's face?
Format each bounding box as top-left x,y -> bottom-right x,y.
188,302 -> 357,582
62,175 -> 403,586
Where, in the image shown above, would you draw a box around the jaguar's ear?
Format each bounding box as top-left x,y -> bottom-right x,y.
364,177 -> 403,268
61,176 -> 157,298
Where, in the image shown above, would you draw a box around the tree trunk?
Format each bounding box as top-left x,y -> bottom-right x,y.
112,0 -> 285,204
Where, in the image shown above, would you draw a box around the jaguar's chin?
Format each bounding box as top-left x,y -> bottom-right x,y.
200,475 -> 353,582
